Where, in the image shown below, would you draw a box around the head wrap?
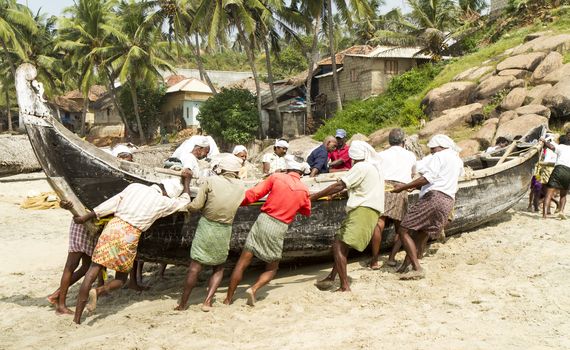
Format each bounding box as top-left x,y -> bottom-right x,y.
335,129 -> 347,139
217,154 -> 243,173
194,136 -> 210,148
111,144 -> 132,157
232,145 -> 248,155
284,154 -> 310,174
160,178 -> 183,198
275,139 -> 289,149
427,134 -> 461,153
348,140 -> 385,177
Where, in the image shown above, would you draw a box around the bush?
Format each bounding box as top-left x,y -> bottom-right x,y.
119,83 -> 166,140
314,63 -> 444,139
197,88 -> 260,145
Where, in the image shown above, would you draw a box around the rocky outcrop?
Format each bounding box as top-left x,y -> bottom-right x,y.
542,78 -> 570,118
421,81 -> 477,119
498,111 -> 519,124
541,64 -> 570,84
419,103 -> 483,138
500,87 -> 526,110
509,79 -> 526,89
495,114 -> 549,140
368,128 -> 390,149
496,52 -> 546,72
531,51 -> 563,82
453,66 -> 494,81
475,75 -> 515,99
457,139 -> 481,158
348,133 -> 370,144
497,69 -> 531,79
513,33 -> 570,54
473,118 -> 499,148
514,105 -> 551,118
525,84 -> 552,105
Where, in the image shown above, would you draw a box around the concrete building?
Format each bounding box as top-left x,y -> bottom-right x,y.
161,77 -> 213,131
164,68 -> 253,88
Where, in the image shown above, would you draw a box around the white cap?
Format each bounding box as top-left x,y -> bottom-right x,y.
232,145 -> 248,155
111,144 -> 132,157
194,136 -> 210,148
160,178 -> 183,198
218,154 -> 243,172
275,139 -> 289,148
284,154 -> 310,174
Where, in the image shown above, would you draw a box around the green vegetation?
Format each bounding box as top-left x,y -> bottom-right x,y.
197,88 -> 260,145
315,63 -> 444,139
118,83 -> 166,142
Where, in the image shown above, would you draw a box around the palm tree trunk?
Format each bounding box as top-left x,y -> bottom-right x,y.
327,0 -> 342,111
263,39 -> 281,124
105,69 -> 133,138
236,21 -> 263,137
191,34 -> 217,95
5,84 -> 12,132
129,82 -> 146,144
1,38 -> 18,130
305,11 -> 322,133
80,96 -> 88,136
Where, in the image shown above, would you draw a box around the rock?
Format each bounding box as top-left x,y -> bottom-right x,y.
496,52 -> 547,72
495,114 -> 549,141
497,69 -> 531,79
513,33 -> 570,54
500,88 -> 526,110
523,31 -> 553,42
525,84 -> 552,105
457,139 -> 481,158
515,105 -> 551,118
475,76 -> 515,99
542,78 -> 570,118
421,82 -> 477,119
368,128 -> 391,149
473,118 -> 499,148
453,66 -> 494,81
348,133 -> 370,145
499,111 -> 519,124
531,51 -> 563,83
419,103 -> 483,139
564,122 -> 570,133
509,79 -> 526,89
404,134 -> 424,159
541,64 -> 570,85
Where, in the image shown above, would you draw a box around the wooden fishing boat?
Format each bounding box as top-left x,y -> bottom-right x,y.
16,64 -> 544,264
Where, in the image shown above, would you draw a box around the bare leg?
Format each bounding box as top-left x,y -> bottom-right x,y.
559,190 -> 567,214
223,250 -> 254,305
202,265 -> 224,309
543,187 -> 556,218
369,217 -> 386,269
332,239 -> 351,292
136,260 -> 144,285
398,227 -> 422,272
159,263 -> 167,279
387,222 -> 401,265
247,261 -> 280,306
49,252 -> 83,314
175,261 -> 204,310
96,268 -> 105,287
416,231 -> 429,259
528,187 -> 534,210
95,271 -> 129,298
128,261 -> 149,291
73,263 -> 103,324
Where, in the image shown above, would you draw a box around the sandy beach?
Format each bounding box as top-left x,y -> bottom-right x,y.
1,173 -> 569,349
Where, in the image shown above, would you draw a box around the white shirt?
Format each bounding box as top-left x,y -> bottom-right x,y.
172,135 -> 220,160
178,152 -> 201,177
554,144 -> 570,168
262,152 -> 286,174
377,146 -> 417,183
419,149 -> 464,199
416,154 -> 433,175
485,146 -> 498,153
94,183 -> 191,231
340,161 -> 384,213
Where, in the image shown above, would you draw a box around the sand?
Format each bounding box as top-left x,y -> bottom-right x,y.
1,173 -> 569,349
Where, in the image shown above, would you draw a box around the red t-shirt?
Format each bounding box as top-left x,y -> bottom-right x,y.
329,144 -> 352,171
241,172 -> 311,224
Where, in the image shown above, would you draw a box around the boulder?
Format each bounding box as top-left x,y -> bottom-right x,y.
453,66 -> 494,81
513,33 -> 570,54
542,78 -> 570,118
419,103 -> 483,139
497,69 -> 531,79
523,31 -> 553,43
525,84 -> 552,105
494,114 -> 549,141
500,87 -> 526,110
475,75 -> 515,99
473,118 -> 499,148
499,111 -> 519,124
348,133 -> 370,145
564,122 -> 570,133
458,139 -> 481,158
421,81 -> 477,119
496,52 -> 547,72
509,79 -> 526,89
368,128 -> 390,149
541,64 -> 570,85
531,51 -> 563,83
514,105 -> 551,118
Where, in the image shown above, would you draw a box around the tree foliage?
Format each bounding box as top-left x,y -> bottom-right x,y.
118,82 -> 166,138
197,88 -> 260,145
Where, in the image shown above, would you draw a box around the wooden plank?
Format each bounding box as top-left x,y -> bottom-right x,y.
497,141 -> 518,165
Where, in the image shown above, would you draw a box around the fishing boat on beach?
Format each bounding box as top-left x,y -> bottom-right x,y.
15,63 -> 544,264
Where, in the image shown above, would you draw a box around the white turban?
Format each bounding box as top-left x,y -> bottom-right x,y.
194,136 -> 210,148
427,134 -> 461,153
348,141 -> 384,177
275,139 -> 289,148
284,154 -> 310,174
160,178 -> 183,198
232,145 -> 248,155
111,144 -> 132,157
218,154 -> 243,172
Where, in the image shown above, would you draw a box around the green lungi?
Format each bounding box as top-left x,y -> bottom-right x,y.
336,206 -> 380,252
190,216 -> 233,266
244,212 -> 289,263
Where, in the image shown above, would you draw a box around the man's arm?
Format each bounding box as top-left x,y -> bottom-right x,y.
309,180 -> 346,201
187,182 -> 208,212
262,162 -> 270,174
329,159 -> 344,167
392,176 -> 429,193
242,177 -> 274,205
540,137 -> 556,151
74,211 -> 97,224
298,194 -> 312,217
309,152 -> 328,177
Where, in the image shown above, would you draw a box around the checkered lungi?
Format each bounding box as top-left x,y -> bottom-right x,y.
383,180 -> 408,221
68,221 -> 96,256
401,190 -> 454,239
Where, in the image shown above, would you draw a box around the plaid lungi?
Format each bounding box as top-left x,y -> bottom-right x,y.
383,180 -> 408,221
547,165 -> 570,190
68,221 -> 96,256
401,190 -> 454,239
244,213 -> 289,263
91,217 -> 142,273
190,217 -> 233,266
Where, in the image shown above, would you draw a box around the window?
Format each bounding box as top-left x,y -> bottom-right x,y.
384,60 -> 398,74
186,107 -> 190,118
106,108 -> 110,116
350,69 -> 358,82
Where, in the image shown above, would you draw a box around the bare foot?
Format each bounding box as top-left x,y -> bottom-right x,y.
245,288 -> 256,306
47,294 -> 58,306
396,263 -> 409,273
334,287 -> 351,292
223,298 -> 232,305
174,304 -> 187,311
369,260 -> 380,270
558,213 -> 567,220
315,278 -> 334,291
55,305 -> 74,315
201,304 -> 213,312
128,281 -> 150,292
86,289 -> 98,313
399,269 -> 425,280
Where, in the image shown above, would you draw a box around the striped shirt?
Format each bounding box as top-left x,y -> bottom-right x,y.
93,183 -> 191,231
